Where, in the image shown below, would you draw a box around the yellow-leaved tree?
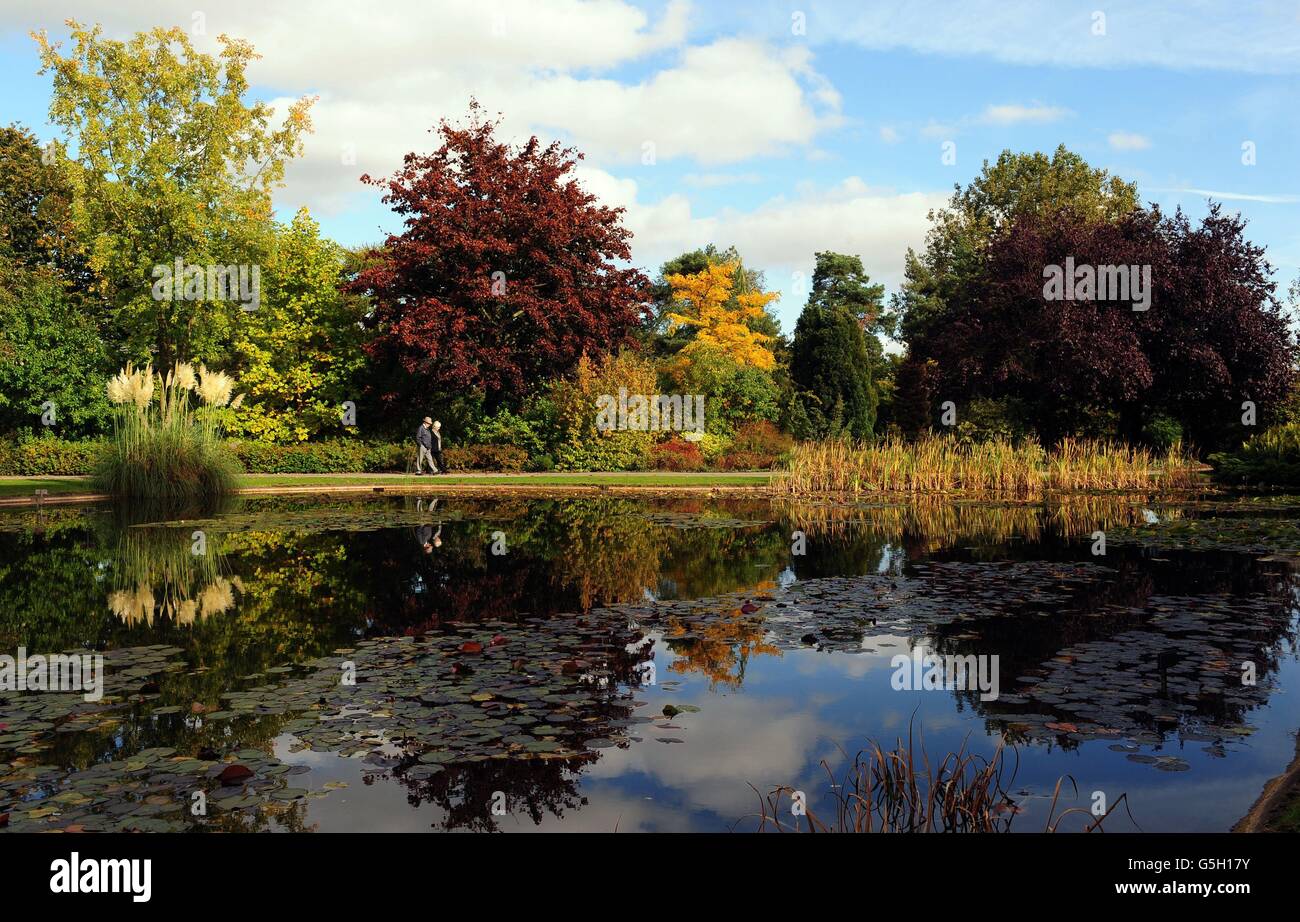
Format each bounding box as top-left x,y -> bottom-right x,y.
664,261 -> 778,372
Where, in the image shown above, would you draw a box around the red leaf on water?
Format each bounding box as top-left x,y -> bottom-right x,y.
1045,722 -> 1079,733
0,813 -> 8,827
460,641 -> 484,654
217,764 -> 254,786
489,634 -> 507,647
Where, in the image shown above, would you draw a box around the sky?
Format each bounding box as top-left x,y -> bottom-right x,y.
1,0 -> 1297,334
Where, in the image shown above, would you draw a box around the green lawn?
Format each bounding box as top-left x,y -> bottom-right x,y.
242,471 -> 772,488
0,477 -> 95,497
0,470 -> 773,499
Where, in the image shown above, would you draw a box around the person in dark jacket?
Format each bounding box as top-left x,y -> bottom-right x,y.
415,416 -> 436,474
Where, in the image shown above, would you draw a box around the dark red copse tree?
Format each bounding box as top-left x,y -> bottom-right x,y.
350,102 -> 650,416
913,203 -> 1295,449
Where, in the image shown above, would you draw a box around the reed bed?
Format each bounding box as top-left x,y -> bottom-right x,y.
751,725 -> 1131,833
94,362 -> 244,502
778,493 -> 1181,547
774,436 -> 1199,496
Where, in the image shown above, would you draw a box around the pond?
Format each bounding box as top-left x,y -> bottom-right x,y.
1,490 -> 1297,833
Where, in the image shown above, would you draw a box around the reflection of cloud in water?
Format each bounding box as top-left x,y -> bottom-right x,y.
588,694 -> 839,820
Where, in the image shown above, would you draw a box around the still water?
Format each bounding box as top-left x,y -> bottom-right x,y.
1,491 -> 1297,832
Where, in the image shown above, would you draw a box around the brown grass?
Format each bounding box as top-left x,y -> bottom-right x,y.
774,436 -> 1198,496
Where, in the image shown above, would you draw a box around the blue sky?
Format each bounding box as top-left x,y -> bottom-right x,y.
2,0 -> 1297,333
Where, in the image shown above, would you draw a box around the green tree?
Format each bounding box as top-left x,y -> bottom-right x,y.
34,22 -> 315,367
895,145 -> 1139,346
0,122 -> 110,435
0,123 -> 86,282
789,252 -> 882,440
0,255 -> 111,436
228,210 -> 368,442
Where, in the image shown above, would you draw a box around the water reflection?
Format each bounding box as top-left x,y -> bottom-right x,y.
0,491 -> 1296,832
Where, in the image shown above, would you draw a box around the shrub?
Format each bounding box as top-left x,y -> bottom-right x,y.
696,431 -> 730,463
712,420 -> 791,470
650,438 -> 705,471
729,420 -> 792,454
551,351 -> 655,471
1209,423 -> 1300,486
715,449 -> 780,471
0,434 -> 106,475
229,439 -> 413,473
443,444 -> 529,471
953,398 -> 1030,445
1142,414 -> 1184,453
554,437 -> 649,472
468,407 -> 547,458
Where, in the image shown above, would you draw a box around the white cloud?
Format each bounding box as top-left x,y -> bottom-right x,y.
682,171 -> 762,188
980,103 -> 1069,125
1108,131 -> 1152,151
576,166 -> 947,327
804,0 -> 1300,75
10,2 -> 841,213
879,125 -> 902,144
509,40 -> 842,165
1160,188 -> 1300,204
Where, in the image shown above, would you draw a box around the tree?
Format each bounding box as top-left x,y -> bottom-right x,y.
350,102 -> 650,417
664,261 -> 778,373
917,203 -> 1295,449
0,255 -> 111,436
895,145 -> 1139,347
644,245 -> 780,358
228,210 -> 368,442
789,252 -> 882,440
0,124 -> 108,435
34,22 -> 314,366
0,124 -> 85,282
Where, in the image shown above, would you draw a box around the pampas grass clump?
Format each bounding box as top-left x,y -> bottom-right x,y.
95,361 -> 244,501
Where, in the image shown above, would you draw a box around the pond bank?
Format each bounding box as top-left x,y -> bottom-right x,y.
0,471 -> 775,506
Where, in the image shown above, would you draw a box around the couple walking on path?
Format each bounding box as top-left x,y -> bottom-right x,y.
416,416 -> 445,474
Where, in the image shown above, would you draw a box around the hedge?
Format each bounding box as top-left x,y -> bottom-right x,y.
0,437 -> 541,476
0,435 -> 774,476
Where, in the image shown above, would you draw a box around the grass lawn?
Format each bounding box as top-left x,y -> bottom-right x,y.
242,471 -> 772,488
0,470 -> 773,499
0,477 -> 95,497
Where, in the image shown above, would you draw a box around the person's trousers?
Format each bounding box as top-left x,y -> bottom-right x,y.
432,449 -> 445,473
416,444 -> 436,472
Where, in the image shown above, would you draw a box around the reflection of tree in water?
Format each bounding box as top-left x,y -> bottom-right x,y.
387,757 -> 591,833
923,551 -> 1299,750
349,626 -> 653,832
663,593 -> 782,690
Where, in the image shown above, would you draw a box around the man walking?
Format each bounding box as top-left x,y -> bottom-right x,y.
431,420 -> 446,474
415,416 -> 436,475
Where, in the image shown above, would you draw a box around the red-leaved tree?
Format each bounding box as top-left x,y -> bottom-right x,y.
912,203 -> 1295,449
350,102 -> 650,419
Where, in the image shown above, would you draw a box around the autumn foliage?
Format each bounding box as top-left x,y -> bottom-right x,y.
350,102 -> 651,416
664,261 -> 778,372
